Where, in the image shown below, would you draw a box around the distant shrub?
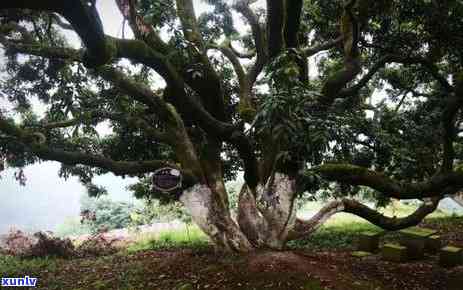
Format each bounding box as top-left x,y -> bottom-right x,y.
80,195 -> 137,233
76,233 -> 120,257
2,229 -> 125,259
133,200 -> 191,224
28,232 -> 75,258
2,229 -> 35,257
3,229 -> 75,258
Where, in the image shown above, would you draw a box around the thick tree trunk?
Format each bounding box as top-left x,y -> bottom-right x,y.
180,173 -> 300,252
238,173 -> 298,249
256,173 -> 298,249
237,185 -> 266,246
180,184 -> 253,252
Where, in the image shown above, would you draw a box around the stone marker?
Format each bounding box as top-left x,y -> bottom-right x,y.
177,283 -> 194,290
382,243 -> 408,262
351,251 -> 373,258
399,227 -> 437,238
400,235 -> 426,259
425,235 -> 441,253
357,231 -> 380,253
399,227 -> 436,259
439,246 -> 463,268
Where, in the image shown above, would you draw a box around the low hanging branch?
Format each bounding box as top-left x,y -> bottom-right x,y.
0,115 -> 196,183
1,27 -> 260,191
342,198 -> 440,230
290,197 -> 440,240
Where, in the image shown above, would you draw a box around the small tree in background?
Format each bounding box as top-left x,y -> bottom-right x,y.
79,195 -> 137,233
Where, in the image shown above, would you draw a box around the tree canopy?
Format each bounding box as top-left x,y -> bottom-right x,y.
0,0 -> 462,252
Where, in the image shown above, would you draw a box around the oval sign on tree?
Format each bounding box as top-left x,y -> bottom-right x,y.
152,167 -> 182,192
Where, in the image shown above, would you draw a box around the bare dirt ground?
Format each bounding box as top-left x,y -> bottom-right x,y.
13,246 -> 461,290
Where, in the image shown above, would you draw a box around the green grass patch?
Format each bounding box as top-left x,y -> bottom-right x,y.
0,254 -> 59,276
289,216 -> 382,250
126,224 -> 209,253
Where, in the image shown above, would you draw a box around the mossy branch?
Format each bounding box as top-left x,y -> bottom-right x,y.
289,197 -> 440,240
0,115 -> 197,183
315,163 -> 463,199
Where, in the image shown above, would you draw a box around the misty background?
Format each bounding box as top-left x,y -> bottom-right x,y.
0,162 -> 137,234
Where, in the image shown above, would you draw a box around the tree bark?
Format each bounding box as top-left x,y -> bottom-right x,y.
454,192 -> 463,207
238,173 -> 298,249
237,185 -> 266,247
180,184 -> 253,252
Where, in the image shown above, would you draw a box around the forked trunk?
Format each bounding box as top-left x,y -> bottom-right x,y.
180,184 -> 253,252
179,173 -> 321,252
253,173 -> 298,249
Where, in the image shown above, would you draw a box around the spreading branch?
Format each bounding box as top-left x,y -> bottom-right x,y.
338,55 -> 393,97
0,115 -> 195,182
316,163 -> 463,199
1,0 -> 112,67
229,42 -> 256,59
208,41 -> 255,121
208,42 -> 248,92
338,54 -> 453,99
1,31 -> 260,190
39,111 -> 169,143
303,36 -> 343,57
290,197 -> 439,240
115,0 -> 169,54
233,1 -> 267,86
233,0 -> 266,60
50,13 -> 73,31
320,1 -> 361,105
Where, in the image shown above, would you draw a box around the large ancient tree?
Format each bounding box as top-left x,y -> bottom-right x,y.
0,0 -> 462,252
